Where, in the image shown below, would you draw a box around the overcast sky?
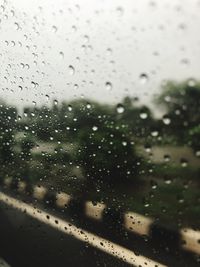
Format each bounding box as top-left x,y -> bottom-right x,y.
0,0 -> 200,111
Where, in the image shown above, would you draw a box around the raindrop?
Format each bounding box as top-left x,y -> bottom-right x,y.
151,131 -> 159,137
187,78 -> 196,87
92,126 -> 98,131
178,22 -> 186,30
139,73 -> 148,84
0,5 -> 5,12
164,154 -> 171,162
181,58 -> 189,65
11,41 -> 15,47
106,48 -> 112,56
180,158 -> 188,167
68,105 -> 72,111
83,35 -> 89,43
71,25 -> 77,32
195,151 -> 200,157
140,112 -> 148,119
177,196 -> 185,204
144,144 -> 151,153
74,84 -> 79,89
31,81 -> 36,88
122,141 -> 127,146
59,51 -> 64,58
116,6 -> 124,16
68,65 -> 75,75
164,95 -> 171,102
86,103 -> 91,109
52,25 -> 57,33
164,178 -> 172,185
116,104 -> 125,114
151,180 -> 157,190
10,9 -> 15,16
105,81 -> 112,91
14,22 -> 20,30
162,116 -> 171,125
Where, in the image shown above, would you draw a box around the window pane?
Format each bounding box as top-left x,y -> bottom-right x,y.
0,0 -> 199,266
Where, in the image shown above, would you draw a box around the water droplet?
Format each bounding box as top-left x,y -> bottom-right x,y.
187,78 -> 196,87
68,105 -> 72,111
92,126 -> 98,131
195,151 -> 200,157
162,116 -> 171,125
86,103 -> 91,109
144,144 -> 151,153
181,58 -> 189,66
164,178 -> 172,185
116,6 -> 124,16
140,112 -> 148,119
180,158 -> 188,167
0,5 -> 5,13
116,104 -> 124,114
164,95 -> 171,102
151,131 -> 158,137
31,81 -> 36,88
122,141 -> 127,146
83,35 -> 89,43
106,48 -> 112,56
139,73 -> 148,84
11,41 -> 15,47
68,65 -> 75,75
59,51 -> 64,58
177,196 -> 184,204
71,25 -> 77,32
164,154 -> 171,162
52,25 -> 57,33
74,84 -> 79,89
105,81 -> 112,91
10,9 -> 15,17
14,22 -> 20,30
178,23 -> 186,30
151,180 -> 157,190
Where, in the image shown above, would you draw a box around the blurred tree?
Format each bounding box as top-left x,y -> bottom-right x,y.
156,80 -> 200,146
188,125 -> 200,153
119,97 -> 156,141
19,134 -> 35,180
76,122 -> 140,190
60,99 -> 114,141
0,102 -> 17,173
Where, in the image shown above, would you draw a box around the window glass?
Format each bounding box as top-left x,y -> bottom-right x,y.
0,0 -> 200,266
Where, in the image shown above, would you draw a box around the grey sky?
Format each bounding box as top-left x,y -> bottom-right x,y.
0,0 -> 200,110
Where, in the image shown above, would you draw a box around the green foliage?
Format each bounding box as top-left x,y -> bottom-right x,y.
0,102 -> 17,171
119,96 -> 155,138
75,123 -> 140,185
20,135 -> 35,161
188,125 -> 200,150
156,79 -> 200,146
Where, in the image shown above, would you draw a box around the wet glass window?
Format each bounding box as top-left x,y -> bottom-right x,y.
0,1 -> 200,267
